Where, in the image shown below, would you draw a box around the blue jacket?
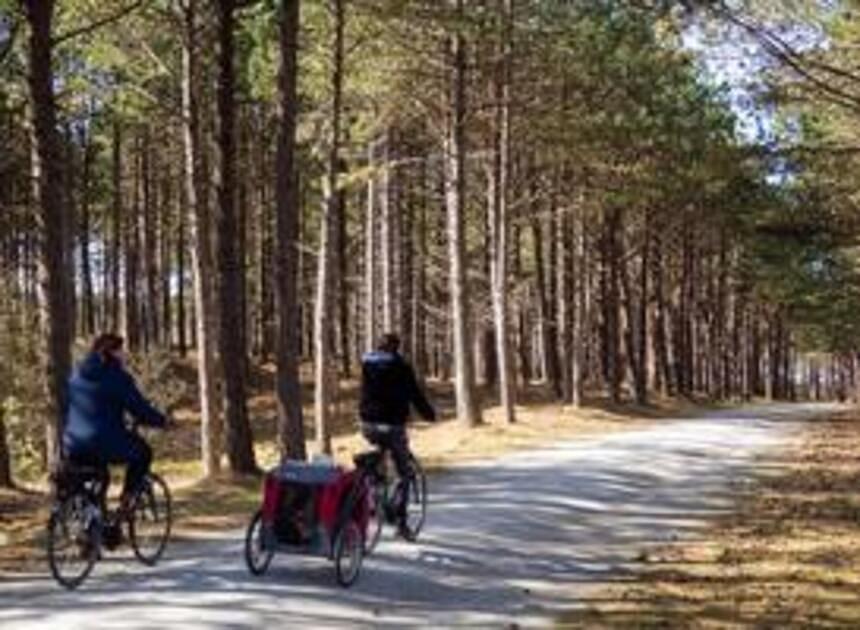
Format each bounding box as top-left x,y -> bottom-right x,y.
63,352 -> 166,457
359,351 -> 435,426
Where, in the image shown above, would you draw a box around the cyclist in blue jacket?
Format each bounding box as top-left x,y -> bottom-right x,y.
62,333 -> 167,518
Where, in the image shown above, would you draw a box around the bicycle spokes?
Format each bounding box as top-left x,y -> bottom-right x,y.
129,474 -> 172,566
48,496 -> 99,590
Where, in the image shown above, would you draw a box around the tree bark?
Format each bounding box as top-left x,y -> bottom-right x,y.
110,121 -> 122,333
181,0 -> 222,477
78,126 -> 96,337
176,166 -> 187,356
215,0 -> 256,473
336,158 -> 350,376
23,0 -> 73,469
142,127 -> 158,349
313,0 -> 346,455
125,135 -> 142,350
275,0 -> 306,461
380,132 -> 396,333
489,0 -> 515,422
0,407 -> 12,488
600,207 -> 622,403
364,141 -> 377,351
571,199 -> 586,407
446,6 -> 482,426
159,169 -> 173,348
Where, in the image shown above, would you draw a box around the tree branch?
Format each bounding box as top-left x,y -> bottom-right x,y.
713,4 -> 860,114
52,0 -> 144,46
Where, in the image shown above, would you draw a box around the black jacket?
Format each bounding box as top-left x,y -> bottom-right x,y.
359,351 -> 435,426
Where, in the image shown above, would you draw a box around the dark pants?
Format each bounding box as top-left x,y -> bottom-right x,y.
362,425 -> 413,479
67,432 -> 152,501
362,425 -> 413,520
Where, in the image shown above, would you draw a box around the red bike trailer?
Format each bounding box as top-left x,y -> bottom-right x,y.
243,460 -> 371,587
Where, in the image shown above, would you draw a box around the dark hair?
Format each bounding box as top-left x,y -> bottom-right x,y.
377,333 -> 400,353
91,333 -> 124,361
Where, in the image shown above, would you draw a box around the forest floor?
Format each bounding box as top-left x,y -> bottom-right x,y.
0,358 -> 721,573
558,410 -> 860,628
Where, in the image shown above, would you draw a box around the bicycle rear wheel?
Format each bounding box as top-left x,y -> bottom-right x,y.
244,509 -> 275,576
129,473 -> 172,565
364,481 -> 385,555
47,495 -> 99,590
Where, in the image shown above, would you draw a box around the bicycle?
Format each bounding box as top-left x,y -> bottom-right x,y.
351,437 -> 427,555
47,426 -> 172,590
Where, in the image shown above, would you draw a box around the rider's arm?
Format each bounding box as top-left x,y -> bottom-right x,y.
404,363 -> 436,422
120,372 -> 167,428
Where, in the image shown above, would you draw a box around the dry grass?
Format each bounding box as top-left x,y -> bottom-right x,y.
0,488 -> 46,572
559,412 -> 860,629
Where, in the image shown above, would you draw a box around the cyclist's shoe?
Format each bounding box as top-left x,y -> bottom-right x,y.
102,522 -> 123,550
397,519 -> 416,542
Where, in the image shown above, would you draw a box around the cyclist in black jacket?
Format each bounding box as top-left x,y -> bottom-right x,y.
360,333 -> 435,527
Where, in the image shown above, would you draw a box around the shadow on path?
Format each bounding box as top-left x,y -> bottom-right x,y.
0,403 -> 839,628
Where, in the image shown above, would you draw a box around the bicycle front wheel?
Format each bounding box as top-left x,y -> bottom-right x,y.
333,520 -> 364,587
129,473 -> 172,565
47,495 -> 99,590
400,455 -> 427,542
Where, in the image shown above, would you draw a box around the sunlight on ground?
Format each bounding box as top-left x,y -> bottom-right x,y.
558,412 -> 860,629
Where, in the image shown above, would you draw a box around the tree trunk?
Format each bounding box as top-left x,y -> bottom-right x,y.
489,0 -> 515,422
23,0 -> 73,469
313,0 -> 346,455
142,128 -> 159,349
532,214 -> 550,383
215,0 -> 256,474
159,171 -> 172,348
400,169 -> 414,360
182,0 -> 222,477
125,135 -> 142,350
414,162 -> 429,375
237,111 -> 250,369
176,169 -> 187,356
380,132 -> 396,333
78,126 -> 96,337
0,407 -> 12,488
364,141 -> 377,351
621,211 -> 648,405
275,0 -> 306,461
601,207 -> 622,403
62,125 -> 77,343
336,159 -> 350,376
571,200 -> 586,407
110,121 -> 122,333
446,8 -> 482,426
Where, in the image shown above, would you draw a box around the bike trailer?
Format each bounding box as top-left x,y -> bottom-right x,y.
260,460 -> 366,547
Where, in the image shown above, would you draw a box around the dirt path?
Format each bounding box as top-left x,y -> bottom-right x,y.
0,403 -> 839,629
